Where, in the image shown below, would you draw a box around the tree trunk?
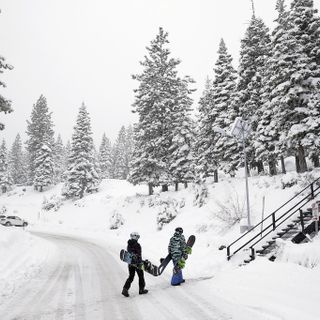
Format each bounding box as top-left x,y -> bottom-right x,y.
214,169 -> 218,183
312,155 -> 320,168
257,160 -> 264,174
280,156 -> 286,174
162,184 -> 168,192
268,160 -> 277,176
148,183 -> 153,196
175,182 -> 179,191
295,155 -> 301,173
297,145 -> 308,173
184,182 -> 188,189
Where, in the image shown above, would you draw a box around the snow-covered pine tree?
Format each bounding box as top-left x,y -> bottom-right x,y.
234,13 -> 272,174
26,95 -> 55,187
53,135 -> 67,183
62,103 -> 100,198
210,39 -> 239,177
258,0 -> 320,173
254,0 -> 290,175
195,78 -> 219,182
124,125 -> 134,180
0,140 -> 12,192
9,134 -> 26,185
169,76 -> 195,190
282,0 -> 320,172
98,133 -> 112,179
113,126 -> 127,179
33,142 -> 54,192
129,27 -> 194,194
0,54 -> 13,130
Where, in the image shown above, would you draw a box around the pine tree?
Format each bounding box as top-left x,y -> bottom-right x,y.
124,125 -> 134,180
255,0 -> 290,175
62,103 -> 100,198
0,54 -> 13,130
0,140 -> 12,192
169,77 -> 195,190
211,39 -> 239,176
26,95 -> 55,187
129,27 -> 194,194
195,78 -> 219,181
282,0 -> 320,172
9,134 -> 26,185
234,14 -> 272,174
33,142 -> 54,191
257,0 -> 320,173
98,133 -> 112,179
113,126 -> 127,179
53,135 -> 67,183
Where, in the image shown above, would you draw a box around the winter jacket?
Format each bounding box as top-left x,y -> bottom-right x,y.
127,239 -> 142,264
168,231 -> 187,264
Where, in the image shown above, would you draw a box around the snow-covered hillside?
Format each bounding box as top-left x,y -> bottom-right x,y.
1,170 -> 320,319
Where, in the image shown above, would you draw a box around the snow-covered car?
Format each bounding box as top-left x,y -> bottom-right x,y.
1,216 -> 28,227
0,215 -> 6,225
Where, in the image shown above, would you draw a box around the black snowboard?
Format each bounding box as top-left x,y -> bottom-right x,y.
120,249 -> 159,276
158,235 -> 196,275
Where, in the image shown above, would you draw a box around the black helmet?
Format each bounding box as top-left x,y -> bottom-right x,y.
175,227 -> 183,234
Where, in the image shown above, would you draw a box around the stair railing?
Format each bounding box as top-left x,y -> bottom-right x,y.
226,177 -> 320,260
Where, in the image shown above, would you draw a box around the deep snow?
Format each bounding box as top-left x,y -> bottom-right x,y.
1,168 -> 320,319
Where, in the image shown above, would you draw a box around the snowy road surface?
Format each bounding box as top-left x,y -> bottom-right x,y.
0,232 -> 274,320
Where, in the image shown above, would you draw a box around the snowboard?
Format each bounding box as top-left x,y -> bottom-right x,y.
120,249 -> 159,276
158,235 -> 196,275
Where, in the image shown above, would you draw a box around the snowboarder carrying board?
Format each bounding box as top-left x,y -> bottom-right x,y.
122,232 -> 149,297
168,227 -> 192,286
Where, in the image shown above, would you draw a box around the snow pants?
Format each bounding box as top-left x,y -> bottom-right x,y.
171,262 -> 184,286
123,265 -> 145,291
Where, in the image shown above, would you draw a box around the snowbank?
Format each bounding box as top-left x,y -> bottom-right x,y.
0,225 -> 56,298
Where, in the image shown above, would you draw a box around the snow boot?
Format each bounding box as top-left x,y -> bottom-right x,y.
122,288 -> 129,297
139,289 -> 148,295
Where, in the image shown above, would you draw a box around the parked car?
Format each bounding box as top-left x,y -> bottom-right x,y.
1,216 -> 28,227
0,215 -> 6,225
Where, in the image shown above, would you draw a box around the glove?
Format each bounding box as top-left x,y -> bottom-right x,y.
177,258 -> 186,269
138,262 -> 145,271
186,246 -> 192,255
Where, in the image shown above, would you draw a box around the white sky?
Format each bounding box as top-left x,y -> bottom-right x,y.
1,0 -> 319,147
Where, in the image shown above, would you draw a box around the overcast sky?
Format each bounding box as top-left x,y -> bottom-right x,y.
1,0 -> 320,147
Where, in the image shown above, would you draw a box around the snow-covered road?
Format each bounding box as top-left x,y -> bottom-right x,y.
0,232 -> 275,320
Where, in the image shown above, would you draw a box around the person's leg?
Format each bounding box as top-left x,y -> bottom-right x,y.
122,265 -> 135,296
137,269 -> 148,294
171,262 -> 181,286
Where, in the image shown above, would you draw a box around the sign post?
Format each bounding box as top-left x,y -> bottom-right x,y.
312,201 -> 320,235
230,117 -> 252,232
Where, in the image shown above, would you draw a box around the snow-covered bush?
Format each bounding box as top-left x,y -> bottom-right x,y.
193,182 -> 208,207
213,192 -> 245,226
42,195 -> 63,212
156,197 -> 185,230
109,210 -> 124,229
280,174 -> 298,189
0,205 -> 7,215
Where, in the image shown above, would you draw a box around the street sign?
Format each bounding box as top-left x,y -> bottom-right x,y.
230,117 -> 251,139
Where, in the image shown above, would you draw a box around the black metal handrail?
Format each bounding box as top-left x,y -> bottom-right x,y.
227,177 -> 320,260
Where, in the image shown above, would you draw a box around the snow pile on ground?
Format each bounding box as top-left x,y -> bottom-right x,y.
276,236 -> 320,268
0,225 -> 56,297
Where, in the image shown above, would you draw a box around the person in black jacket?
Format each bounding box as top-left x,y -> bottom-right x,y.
122,232 -> 148,297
